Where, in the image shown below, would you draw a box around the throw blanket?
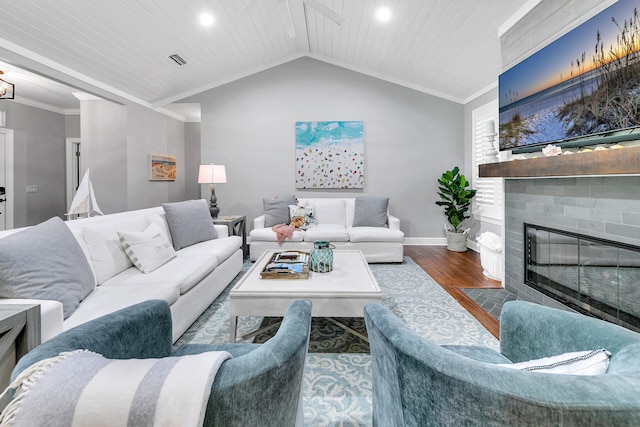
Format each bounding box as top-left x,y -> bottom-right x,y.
272,223 -> 297,244
0,349 -> 231,427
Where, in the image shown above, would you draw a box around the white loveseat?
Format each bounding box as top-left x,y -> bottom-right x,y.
0,202 -> 243,343
249,197 -> 404,263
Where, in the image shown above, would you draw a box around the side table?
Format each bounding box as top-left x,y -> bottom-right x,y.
0,304 -> 41,392
213,215 -> 247,258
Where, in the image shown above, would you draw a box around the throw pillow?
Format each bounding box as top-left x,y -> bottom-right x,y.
353,196 -> 389,227
264,195 -> 297,227
146,213 -> 174,245
306,199 -> 346,226
82,216 -> 149,285
0,217 -> 95,319
163,199 -> 218,250
498,348 -> 611,375
118,223 -> 177,273
289,205 -> 316,229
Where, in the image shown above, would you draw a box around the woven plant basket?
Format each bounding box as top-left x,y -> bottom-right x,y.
446,231 -> 468,252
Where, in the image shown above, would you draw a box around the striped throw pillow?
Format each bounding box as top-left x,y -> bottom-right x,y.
118,222 -> 176,273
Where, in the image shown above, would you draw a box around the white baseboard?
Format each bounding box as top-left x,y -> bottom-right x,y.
403,237 -> 447,246
404,237 -> 479,253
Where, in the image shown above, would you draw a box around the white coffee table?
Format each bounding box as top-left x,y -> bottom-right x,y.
229,249 -> 383,342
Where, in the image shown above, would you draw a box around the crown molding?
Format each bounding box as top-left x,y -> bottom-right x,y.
72,91 -> 102,101
153,107 -> 187,122
10,96 -> 65,115
498,0 -> 542,36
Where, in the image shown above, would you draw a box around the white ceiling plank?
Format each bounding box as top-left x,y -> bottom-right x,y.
351,1 -> 375,67
0,0 -> 536,109
234,0 -> 262,23
368,0 -> 408,71
330,0 -> 346,62
399,0 -> 459,81
338,0 -> 363,65
383,1 -> 439,78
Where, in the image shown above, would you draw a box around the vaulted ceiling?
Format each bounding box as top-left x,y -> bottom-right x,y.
0,0 -> 534,115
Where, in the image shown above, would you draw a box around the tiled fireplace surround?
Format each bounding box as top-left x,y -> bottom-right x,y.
504,176 -> 640,311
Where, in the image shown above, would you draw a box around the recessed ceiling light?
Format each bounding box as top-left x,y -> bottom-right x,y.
199,13 -> 215,27
375,7 -> 391,22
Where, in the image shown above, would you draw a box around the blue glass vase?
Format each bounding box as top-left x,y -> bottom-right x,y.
310,241 -> 334,273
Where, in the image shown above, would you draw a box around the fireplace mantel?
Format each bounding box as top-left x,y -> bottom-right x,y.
479,145 -> 640,178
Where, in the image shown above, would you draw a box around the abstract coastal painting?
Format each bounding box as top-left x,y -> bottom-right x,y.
295,121 -> 364,189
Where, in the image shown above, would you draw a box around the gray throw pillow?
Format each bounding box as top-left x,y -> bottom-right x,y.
163,199 -> 218,250
0,217 -> 95,319
263,195 -> 296,227
353,196 -> 389,227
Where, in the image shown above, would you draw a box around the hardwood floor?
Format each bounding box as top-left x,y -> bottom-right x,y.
404,245 -> 502,338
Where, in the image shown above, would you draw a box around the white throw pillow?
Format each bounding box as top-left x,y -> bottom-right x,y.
82,217 -> 148,284
306,199 -> 346,226
289,205 -> 316,229
146,213 -> 174,246
118,223 -> 177,274
498,348 -> 611,375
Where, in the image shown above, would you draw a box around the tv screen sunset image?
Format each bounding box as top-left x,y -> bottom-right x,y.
499,0 -> 640,150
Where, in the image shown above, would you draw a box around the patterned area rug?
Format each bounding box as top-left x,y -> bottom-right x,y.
176,256 -> 498,426
254,317 -> 369,353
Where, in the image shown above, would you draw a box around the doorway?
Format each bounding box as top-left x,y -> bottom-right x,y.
0,128 -> 14,231
65,138 -> 81,211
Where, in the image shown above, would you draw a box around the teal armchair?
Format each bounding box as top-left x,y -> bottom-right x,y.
364,300 -> 640,426
11,299 -> 312,427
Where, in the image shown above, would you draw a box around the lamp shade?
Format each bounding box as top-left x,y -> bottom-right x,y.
198,164 -> 227,184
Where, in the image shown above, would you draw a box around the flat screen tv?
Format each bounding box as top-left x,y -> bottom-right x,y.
499,0 -> 640,152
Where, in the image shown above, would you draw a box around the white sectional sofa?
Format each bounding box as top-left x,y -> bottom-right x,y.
249,197 -> 404,263
0,200 -> 243,343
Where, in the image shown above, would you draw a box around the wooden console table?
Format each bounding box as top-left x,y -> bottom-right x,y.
0,304 -> 41,365
213,215 -> 247,257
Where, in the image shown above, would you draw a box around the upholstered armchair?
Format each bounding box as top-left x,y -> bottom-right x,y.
364,301 -> 640,426
11,299 -> 312,427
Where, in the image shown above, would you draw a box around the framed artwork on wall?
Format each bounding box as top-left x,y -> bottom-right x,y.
149,154 -> 176,181
295,121 -> 364,189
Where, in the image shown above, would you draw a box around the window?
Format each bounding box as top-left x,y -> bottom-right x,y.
472,101 -> 503,223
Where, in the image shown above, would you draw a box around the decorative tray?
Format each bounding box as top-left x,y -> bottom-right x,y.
260,251 -> 310,279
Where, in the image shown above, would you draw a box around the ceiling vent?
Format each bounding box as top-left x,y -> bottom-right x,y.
167,54 -> 187,66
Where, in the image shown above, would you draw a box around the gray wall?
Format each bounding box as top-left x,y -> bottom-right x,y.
80,100 -> 188,214
126,103 -> 186,210
1,98 -> 185,226
184,122 -> 201,200
65,114 -> 80,138
186,57 -> 465,240
1,102 -> 68,227
80,100 -> 128,214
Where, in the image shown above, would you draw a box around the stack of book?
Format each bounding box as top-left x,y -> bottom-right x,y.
260,251 -> 310,279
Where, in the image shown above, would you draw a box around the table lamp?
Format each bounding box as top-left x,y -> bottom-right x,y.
198,163 -> 227,218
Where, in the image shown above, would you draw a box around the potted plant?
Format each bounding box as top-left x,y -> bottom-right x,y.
436,167 -> 477,252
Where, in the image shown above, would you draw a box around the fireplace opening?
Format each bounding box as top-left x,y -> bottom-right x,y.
525,223 -> 640,332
